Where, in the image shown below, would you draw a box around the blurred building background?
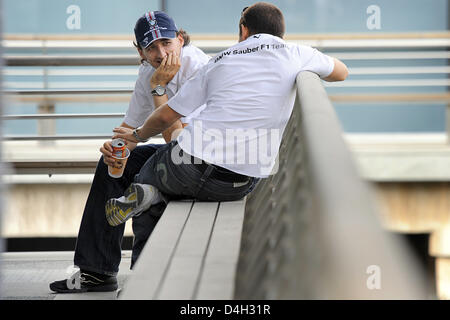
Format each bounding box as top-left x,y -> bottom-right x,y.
0,0 -> 449,299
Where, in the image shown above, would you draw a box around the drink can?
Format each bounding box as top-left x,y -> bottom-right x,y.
111,138 -> 126,158
108,148 -> 130,178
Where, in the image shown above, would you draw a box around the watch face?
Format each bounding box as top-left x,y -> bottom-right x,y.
155,86 -> 165,95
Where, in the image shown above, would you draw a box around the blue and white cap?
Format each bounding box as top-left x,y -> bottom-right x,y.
134,11 -> 178,48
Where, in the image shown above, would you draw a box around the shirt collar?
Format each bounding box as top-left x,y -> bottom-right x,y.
243,33 -> 275,43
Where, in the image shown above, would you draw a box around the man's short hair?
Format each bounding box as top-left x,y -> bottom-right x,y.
240,2 -> 285,38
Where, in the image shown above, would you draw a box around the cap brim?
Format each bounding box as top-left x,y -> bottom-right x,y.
140,30 -> 177,48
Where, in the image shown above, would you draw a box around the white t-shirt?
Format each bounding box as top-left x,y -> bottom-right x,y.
167,34 -> 334,178
124,44 -> 210,127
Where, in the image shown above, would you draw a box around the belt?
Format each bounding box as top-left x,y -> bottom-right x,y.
190,155 -> 251,183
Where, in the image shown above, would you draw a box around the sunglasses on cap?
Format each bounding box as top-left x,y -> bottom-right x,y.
241,6 -> 249,25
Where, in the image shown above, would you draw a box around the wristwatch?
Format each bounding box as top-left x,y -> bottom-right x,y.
132,127 -> 149,143
151,85 -> 166,96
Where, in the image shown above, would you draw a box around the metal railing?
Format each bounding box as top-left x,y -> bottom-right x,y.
235,72 -> 429,299
2,34 -> 449,175
3,35 -> 449,141
5,55 -> 140,67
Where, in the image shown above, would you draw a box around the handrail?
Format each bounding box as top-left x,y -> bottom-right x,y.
6,93 -> 450,104
11,160 -> 99,175
3,33 -> 449,50
4,31 -> 450,41
3,134 -> 114,141
4,89 -> 133,95
5,55 -> 139,67
325,51 -> 450,60
3,134 -> 163,141
235,71 -> 428,299
4,65 -> 450,76
4,51 -> 449,68
329,93 -> 450,103
1,113 -> 125,120
325,79 -> 450,87
8,96 -> 131,103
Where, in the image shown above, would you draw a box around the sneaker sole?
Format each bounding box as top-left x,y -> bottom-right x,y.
86,283 -> 119,292
105,184 -> 144,226
50,284 -> 118,293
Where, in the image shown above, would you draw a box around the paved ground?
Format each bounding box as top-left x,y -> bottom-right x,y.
0,251 -> 132,300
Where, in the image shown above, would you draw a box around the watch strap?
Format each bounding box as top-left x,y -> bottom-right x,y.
132,127 -> 149,143
151,85 -> 166,96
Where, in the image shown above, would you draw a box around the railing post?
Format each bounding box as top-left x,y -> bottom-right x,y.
37,102 -> 55,146
38,39 -> 55,146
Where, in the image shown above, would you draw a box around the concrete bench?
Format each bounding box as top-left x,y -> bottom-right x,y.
120,198 -> 246,300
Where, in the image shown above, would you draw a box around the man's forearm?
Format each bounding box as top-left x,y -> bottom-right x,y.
162,121 -> 184,142
323,58 -> 348,82
152,93 -> 183,142
138,104 -> 182,140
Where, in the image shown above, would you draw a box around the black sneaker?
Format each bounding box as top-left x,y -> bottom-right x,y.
49,272 -> 118,293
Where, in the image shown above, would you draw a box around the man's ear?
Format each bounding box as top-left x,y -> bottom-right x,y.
240,24 -> 250,41
136,46 -> 146,61
177,34 -> 185,47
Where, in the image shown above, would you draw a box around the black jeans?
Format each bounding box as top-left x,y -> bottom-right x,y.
74,141 -> 259,277
135,140 -> 259,202
74,144 -> 165,276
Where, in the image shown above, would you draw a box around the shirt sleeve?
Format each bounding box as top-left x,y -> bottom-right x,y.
123,78 -> 153,128
297,45 -> 335,79
182,51 -> 210,83
167,65 -> 208,117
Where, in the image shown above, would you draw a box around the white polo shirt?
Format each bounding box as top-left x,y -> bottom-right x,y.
124,44 -> 210,127
167,34 -> 335,178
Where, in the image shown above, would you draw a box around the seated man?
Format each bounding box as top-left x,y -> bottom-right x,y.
49,11 -> 210,293
107,3 -> 348,225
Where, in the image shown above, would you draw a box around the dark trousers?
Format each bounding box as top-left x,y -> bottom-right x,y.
74,144 -> 165,276
135,140 -> 259,202
74,140 -> 259,276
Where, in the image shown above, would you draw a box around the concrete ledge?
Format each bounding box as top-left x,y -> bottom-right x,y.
3,134 -> 449,182
353,147 -> 450,181
346,134 -> 450,181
